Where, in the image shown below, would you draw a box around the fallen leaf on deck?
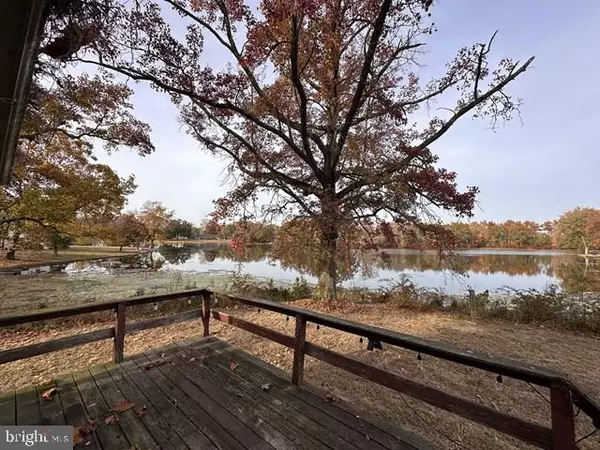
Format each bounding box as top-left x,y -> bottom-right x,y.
189,357 -> 196,362
104,415 -> 119,425
73,427 -> 84,446
143,360 -> 167,371
324,393 -> 335,402
73,420 -> 96,446
229,361 -> 239,372
260,383 -> 271,391
111,399 -> 135,412
41,387 -> 60,400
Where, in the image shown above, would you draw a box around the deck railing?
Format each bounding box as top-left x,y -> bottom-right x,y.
0,287 -> 598,450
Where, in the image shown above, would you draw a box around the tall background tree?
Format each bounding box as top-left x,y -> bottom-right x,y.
66,0 -> 533,298
0,0 -> 154,257
110,213 -> 148,250
139,201 -> 173,247
553,208 -> 600,254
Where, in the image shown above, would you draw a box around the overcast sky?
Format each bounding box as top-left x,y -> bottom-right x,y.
95,0 -> 600,225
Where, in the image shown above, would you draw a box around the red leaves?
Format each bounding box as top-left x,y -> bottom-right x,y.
229,361 -> 239,372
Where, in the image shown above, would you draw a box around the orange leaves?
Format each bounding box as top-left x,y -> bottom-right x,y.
40,387 -> 60,400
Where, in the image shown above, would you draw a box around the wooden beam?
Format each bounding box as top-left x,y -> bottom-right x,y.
0,288 -> 209,327
550,383 -> 576,449
304,342 -> 552,449
125,310 -> 202,334
202,292 -> 211,337
0,328 -> 114,365
210,290 -> 564,387
113,303 -> 126,363
211,310 -> 295,348
292,314 -> 307,385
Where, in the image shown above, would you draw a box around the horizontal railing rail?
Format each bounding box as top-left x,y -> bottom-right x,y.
0,288 -> 210,364
208,290 -> 600,450
0,288 -> 208,327
1,286 -> 598,450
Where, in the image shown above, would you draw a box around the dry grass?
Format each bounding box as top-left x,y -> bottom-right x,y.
1,302 -> 599,449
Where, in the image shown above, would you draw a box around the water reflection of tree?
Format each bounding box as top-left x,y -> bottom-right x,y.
555,260 -> 600,292
214,245 -> 270,262
155,242 -> 600,293
363,252 -> 562,277
158,244 -> 193,265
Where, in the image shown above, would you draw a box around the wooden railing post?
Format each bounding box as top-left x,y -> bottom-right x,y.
201,292 -> 211,337
113,302 -> 126,363
292,314 -> 307,385
550,383 -> 576,449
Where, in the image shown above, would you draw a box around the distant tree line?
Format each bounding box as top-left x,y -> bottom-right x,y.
363,207 -> 600,251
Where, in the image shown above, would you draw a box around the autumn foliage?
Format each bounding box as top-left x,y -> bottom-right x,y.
49,0 -> 534,297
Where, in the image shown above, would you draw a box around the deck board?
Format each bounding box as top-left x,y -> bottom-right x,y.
105,362 -> 189,450
72,370 -> 130,449
55,373 -> 102,449
168,341 -> 377,450
4,336 -> 437,450
36,380 -> 65,425
0,390 -> 15,425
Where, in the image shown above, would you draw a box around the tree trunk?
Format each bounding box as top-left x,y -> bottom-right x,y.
6,249 -> 15,260
53,244 -> 58,257
582,236 -> 589,256
119,245 -> 123,252
322,225 -> 339,301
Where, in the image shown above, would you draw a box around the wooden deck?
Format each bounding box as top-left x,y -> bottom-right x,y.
0,336 -> 435,450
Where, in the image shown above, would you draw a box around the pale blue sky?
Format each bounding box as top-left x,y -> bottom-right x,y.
95,0 -> 600,224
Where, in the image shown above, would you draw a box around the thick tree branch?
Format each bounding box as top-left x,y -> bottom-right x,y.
417,56 -> 534,151
334,0 -> 393,168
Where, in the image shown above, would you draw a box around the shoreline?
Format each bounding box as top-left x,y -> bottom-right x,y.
0,249 -> 148,273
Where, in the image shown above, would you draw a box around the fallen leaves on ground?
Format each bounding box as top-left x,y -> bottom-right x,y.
111,399 -> 135,412
40,387 -> 60,400
73,420 -> 97,446
104,415 -> 118,425
143,360 -> 167,371
324,393 -> 335,402
260,383 -> 271,391
229,361 -> 239,372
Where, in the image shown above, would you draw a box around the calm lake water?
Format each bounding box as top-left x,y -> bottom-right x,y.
47,244 -> 600,295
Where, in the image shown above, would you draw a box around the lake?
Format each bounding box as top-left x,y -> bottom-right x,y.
47,244 -> 600,295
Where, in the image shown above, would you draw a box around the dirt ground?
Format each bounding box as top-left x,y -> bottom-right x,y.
1,302 -> 599,450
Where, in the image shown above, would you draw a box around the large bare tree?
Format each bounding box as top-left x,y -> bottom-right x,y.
61,0 -> 533,298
